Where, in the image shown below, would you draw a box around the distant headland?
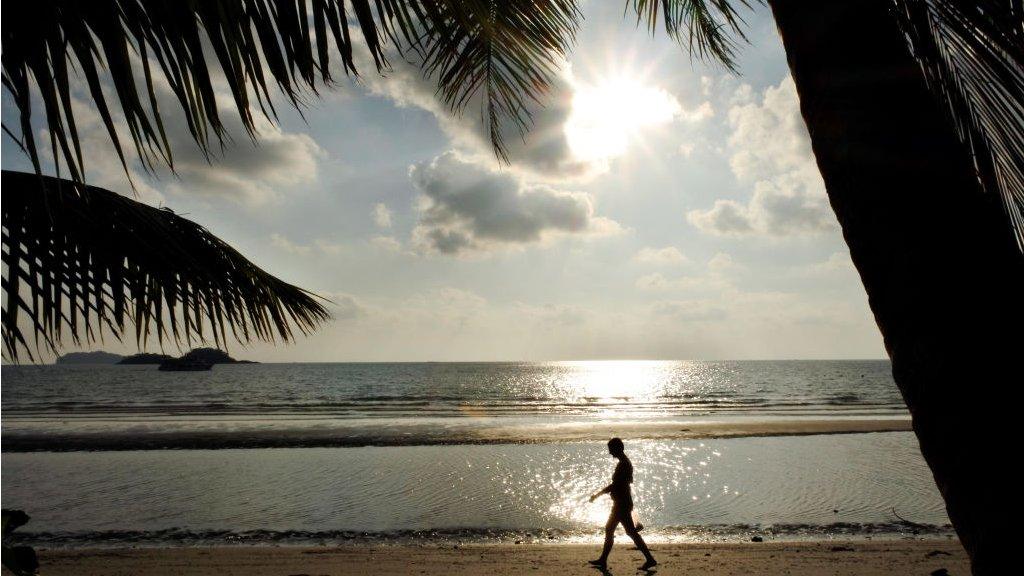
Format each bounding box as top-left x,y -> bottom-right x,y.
54,351 -> 124,365
55,348 -> 255,366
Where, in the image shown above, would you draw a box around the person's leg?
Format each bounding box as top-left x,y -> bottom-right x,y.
590,510 -> 619,566
621,510 -> 656,568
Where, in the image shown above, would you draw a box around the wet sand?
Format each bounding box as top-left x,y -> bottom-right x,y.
32,540 -> 968,576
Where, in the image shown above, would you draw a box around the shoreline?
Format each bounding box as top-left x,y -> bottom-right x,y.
1,417 -> 912,452
13,524 -> 958,549
31,540 -> 969,575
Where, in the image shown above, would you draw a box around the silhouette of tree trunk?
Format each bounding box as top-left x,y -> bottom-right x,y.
768,1 -> 1024,573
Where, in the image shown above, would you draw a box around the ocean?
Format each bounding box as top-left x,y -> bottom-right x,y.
0,360 -> 952,546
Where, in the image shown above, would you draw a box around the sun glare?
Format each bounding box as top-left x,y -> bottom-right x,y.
560,360 -> 672,401
566,75 -> 681,162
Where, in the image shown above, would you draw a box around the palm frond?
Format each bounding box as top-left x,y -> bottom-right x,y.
629,0 -> 757,72
390,0 -> 750,158
892,0 -> 1024,249
400,1 -> 581,162
2,1 -> 757,175
1,170 -> 331,361
0,0 -> 584,175
1,0 -> 396,183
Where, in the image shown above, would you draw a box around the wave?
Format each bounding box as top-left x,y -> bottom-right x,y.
2,397 -> 907,418
1,418 -> 913,452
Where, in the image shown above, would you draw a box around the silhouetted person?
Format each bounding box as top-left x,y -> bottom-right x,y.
588,438 -> 657,570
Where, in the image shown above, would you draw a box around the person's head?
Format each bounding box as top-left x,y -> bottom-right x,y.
607,437 -> 625,458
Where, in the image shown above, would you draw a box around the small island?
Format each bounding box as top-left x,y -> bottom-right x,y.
158,348 -> 256,371
118,353 -> 174,365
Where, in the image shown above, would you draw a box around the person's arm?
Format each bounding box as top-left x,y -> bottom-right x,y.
589,484 -> 613,502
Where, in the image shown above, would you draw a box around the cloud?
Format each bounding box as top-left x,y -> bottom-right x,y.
708,252 -> 738,273
334,287 -> 606,352
408,151 -> 622,255
373,203 -> 393,228
687,76 -> 835,237
156,99 -> 323,203
668,285 -> 866,340
635,272 -> 730,292
635,252 -> 736,292
414,287 -> 488,310
634,246 -> 688,266
355,51 -> 594,180
513,302 -> 589,327
370,235 -> 404,253
270,233 -> 312,256
800,251 -> 858,277
355,47 -> 706,181
383,287 -> 490,330
647,288 -> 857,334
270,233 -> 345,256
650,300 -> 728,322
314,239 -> 346,255
686,200 -> 754,235
45,62 -> 323,205
680,101 -> 715,122
324,293 -> 366,320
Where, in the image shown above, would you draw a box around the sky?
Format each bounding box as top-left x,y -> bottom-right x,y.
1,3 -> 886,362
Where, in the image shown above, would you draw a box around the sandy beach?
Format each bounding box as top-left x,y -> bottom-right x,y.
30,540 -> 968,576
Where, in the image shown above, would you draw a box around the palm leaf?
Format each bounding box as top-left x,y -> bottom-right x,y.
1,170 -> 330,361
1,0 -> 756,175
1,0 -> 397,182
395,1 -> 582,161
629,0 -> 756,72
0,0 -> 578,175
892,0 -> 1024,248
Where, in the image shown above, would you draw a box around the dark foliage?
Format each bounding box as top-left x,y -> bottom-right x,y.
892,0 -> 1024,248
2,171 -> 330,360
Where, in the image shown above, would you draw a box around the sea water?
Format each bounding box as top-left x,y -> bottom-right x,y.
1,360 -> 949,546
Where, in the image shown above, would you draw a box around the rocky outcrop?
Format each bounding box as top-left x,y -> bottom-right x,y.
54,351 -> 123,365
178,348 -> 255,364
118,353 -> 173,365
156,348 -> 256,371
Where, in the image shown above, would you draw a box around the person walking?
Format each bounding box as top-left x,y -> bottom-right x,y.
588,437 -> 657,570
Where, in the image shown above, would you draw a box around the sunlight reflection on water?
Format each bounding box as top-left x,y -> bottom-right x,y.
536,439 -> 732,528
3,360 -> 905,427
556,360 -> 676,402
2,434 -> 948,542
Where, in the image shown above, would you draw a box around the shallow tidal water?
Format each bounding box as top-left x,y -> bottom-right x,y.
2,433 -> 949,546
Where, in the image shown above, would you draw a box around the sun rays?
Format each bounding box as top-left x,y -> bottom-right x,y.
566,74 -> 682,163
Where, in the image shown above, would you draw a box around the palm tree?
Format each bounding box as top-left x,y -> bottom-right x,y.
768,2 -> 1023,573
2,1 -> 1021,573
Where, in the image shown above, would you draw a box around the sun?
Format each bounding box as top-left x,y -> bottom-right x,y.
565,74 -> 681,162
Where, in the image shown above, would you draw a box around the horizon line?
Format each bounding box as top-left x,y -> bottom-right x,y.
10,356 -> 892,366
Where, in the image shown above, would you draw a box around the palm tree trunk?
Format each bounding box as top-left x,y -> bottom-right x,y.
767,1 -> 1024,573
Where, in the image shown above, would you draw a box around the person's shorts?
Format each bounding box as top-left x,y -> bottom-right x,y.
610,503 -> 644,531
611,502 -> 633,518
